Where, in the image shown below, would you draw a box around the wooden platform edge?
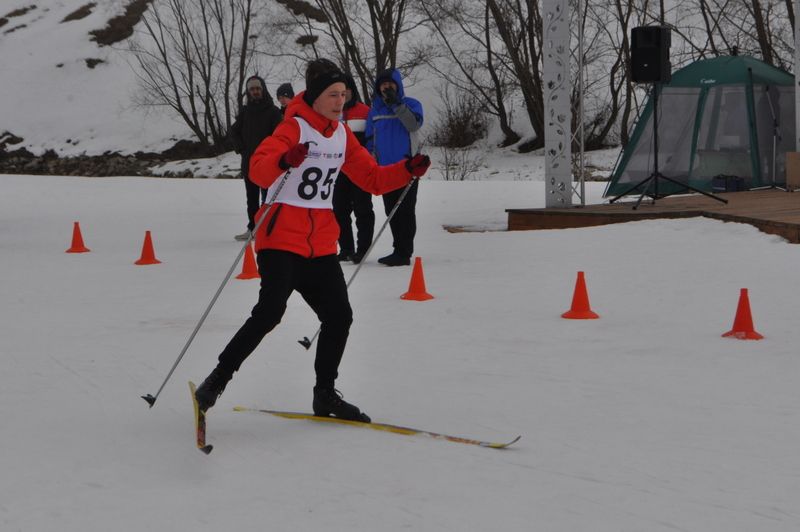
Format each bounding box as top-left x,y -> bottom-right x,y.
701,212 -> 800,243
506,209 -> 705,232
506,207 -> 800,243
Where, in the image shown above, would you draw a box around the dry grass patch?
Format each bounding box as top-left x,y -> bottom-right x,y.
89,0 -> 153,46
62,3 -> 96,23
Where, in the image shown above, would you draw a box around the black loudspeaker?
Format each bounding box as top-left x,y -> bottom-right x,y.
631,26 -> 671,83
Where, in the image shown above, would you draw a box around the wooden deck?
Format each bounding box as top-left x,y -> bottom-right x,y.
506,189 -> 800,243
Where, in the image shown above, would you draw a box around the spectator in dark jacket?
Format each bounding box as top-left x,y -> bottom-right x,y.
230,75 -> 283,240
332,73 -> 374,263
365,68 -> 424,266
276,83 -> 294,116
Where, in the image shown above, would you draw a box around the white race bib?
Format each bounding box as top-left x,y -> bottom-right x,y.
266,117 -> 346,209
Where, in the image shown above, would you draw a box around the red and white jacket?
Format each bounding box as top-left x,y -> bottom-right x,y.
343,101 -> 370,146
248,93 -> 412,258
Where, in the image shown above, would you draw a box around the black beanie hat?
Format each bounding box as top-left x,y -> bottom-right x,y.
303,58 -> 346,106
276,83 -> 294,99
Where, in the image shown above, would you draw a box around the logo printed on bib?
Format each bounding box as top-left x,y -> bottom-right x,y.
308,149 -> 344,160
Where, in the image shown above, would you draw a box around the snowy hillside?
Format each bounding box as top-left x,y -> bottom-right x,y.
0,0 -> 198,156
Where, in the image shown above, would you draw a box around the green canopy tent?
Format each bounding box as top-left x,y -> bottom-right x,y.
605,55 -> 795,198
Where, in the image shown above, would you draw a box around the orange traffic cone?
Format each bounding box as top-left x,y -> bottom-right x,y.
561,271 -> 599,319
134,230 -> 162,265
722,288 -> 763,339
236,242 -> 260,279
65,221 -> 90,253
400,257 -> 434,301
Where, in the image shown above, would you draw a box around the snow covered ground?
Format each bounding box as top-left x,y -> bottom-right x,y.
2,173 -> 799,531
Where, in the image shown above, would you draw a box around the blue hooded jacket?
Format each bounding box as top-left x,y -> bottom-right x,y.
365,69 -> 424,165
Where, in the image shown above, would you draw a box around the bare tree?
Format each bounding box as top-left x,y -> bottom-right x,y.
267,0 -> 431,105
438,146 -> 486,180
416,0 -> 520,147
426,83 -> 489,148
127,0 -> 258,151
682,0 -> 793,67
486,0 -> 546,151
749,0 -> 774,63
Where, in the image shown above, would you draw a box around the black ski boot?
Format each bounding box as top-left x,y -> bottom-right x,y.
195,367 -> 232,411
377,252 -> 410,266
351,250 -> 366,264
313,387 -> 371,423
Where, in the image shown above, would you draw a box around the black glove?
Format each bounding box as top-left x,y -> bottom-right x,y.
382,87 -> 399,106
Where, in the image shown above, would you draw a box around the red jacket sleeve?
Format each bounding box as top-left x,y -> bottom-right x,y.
248,119 -> 301,189
340,126 -> 412,195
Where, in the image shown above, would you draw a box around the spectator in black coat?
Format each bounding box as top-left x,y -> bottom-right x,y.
229,76 -> 283,240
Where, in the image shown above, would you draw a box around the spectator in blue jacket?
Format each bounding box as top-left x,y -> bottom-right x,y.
365,69 -> 424,266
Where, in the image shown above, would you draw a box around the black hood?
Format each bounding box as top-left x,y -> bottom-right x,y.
245,76 -> 275,107
343,73 -> 363,110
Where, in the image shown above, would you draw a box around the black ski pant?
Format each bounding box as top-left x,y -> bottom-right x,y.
333,174 -> 375,255
215,250 -> 353,390
381,178 -> 418,259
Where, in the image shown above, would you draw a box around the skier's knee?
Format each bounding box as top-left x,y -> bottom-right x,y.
250,300 -> 286,325
324,305 -> 352,330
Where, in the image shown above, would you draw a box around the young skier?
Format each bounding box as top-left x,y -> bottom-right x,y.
193,58 -> 431,422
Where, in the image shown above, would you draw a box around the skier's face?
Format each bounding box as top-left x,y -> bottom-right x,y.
312,82 -> 347,121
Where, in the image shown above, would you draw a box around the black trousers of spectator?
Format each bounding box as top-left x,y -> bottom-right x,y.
381,178 -> 418,259
333,174 -> 375,255
215,250 -> 353,390
244,172 -> 261,232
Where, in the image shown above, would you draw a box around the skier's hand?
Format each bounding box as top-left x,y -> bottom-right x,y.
405,154 -> 430,178
280,142 -> 309,169
382,87 -> 399,106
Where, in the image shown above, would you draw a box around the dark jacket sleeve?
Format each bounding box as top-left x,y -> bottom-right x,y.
268,107 -> 283,135
249,119 -> 301,189
229,111 -> 244,154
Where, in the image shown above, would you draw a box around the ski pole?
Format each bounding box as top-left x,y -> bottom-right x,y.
142,167 -> 293,408
298,176 -> 419,350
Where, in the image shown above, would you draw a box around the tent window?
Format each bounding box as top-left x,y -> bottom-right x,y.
694,86 -> 752,180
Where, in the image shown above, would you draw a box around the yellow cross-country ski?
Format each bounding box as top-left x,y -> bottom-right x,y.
233,406 -> 520,449
189,381 -> 213,455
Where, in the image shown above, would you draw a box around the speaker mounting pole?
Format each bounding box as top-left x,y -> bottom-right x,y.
542,0 -> 573,208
